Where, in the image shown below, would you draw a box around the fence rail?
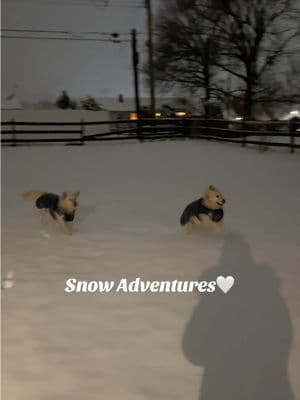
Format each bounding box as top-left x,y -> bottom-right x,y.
1,117 -> 300,153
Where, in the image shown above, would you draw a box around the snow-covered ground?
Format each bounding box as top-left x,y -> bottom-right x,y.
2,140 -> 300,400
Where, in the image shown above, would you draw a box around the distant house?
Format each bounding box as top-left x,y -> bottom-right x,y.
13,96 -> 199,112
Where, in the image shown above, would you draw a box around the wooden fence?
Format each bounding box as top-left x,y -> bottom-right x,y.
1,117 -> 300,153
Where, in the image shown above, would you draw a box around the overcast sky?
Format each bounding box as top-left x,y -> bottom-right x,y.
2,0 -> 161,101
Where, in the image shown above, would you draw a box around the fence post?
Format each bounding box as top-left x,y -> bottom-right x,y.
11,118 -> 17,146
242,119 -> 247,147
80,118 -> 85,145
289,119 -> 295,154
259,122 -> 268,153
137,118 -> 143,143
183,118 -> 190,138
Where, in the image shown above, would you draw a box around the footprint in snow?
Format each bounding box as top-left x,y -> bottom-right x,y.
40,230 -> 51,239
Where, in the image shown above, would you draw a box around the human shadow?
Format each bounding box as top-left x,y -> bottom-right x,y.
182,232 -> 294,400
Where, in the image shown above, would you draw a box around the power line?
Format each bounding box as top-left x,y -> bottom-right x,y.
1,28 -> 145,36
6,0 -> 143,3
84,0 -> 144,5
55,0 -> 144,4
5,0 -> 145,7
1,35 -> 130,42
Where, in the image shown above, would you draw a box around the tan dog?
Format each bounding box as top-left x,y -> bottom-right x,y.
23,190 -> 80,235
180,185 -> 226,233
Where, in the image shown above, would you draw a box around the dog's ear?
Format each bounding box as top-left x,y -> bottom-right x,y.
74,191 -> 80,198
62,192 -> 68,198
208,185 -> 216,191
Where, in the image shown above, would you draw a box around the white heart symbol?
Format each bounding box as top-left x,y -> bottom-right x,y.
216,276 -> 235,293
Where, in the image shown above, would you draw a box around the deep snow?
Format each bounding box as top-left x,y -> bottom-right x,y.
2,140 -> 300,399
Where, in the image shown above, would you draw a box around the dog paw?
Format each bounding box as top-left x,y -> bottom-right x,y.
183,223 -> 193,234
212,226 -> 222,234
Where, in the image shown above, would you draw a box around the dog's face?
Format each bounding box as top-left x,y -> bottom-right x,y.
59,191 -> 80,214
203,185 -> 226,210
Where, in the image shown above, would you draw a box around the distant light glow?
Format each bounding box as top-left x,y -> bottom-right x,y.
155,112 -> 161,117
130,112 -> 138,121
289,110 -> 300,117
176,111 -> 186,117
235,117 -> 243,121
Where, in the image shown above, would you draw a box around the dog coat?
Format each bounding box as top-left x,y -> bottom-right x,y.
180,198 -> 223,226
35,193 -> 75,222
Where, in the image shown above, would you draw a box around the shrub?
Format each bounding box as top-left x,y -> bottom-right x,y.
56,91 -> 72,109
81,96 -> 102,111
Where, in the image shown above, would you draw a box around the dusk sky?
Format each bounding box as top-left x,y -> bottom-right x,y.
2,0 -> 161,101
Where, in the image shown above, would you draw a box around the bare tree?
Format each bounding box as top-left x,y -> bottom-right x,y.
207,0 -> 300,118
154,0 -> 222,116
153,0 -> 299,119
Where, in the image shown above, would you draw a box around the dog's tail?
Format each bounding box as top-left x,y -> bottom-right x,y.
22,190 -> 44,202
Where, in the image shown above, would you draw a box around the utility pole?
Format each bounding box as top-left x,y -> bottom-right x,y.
131,29 -> 140,118
145,0 -> 156,116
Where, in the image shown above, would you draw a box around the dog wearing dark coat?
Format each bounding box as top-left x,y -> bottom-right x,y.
180,185 -> 226,233
23,190 -> 80,235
